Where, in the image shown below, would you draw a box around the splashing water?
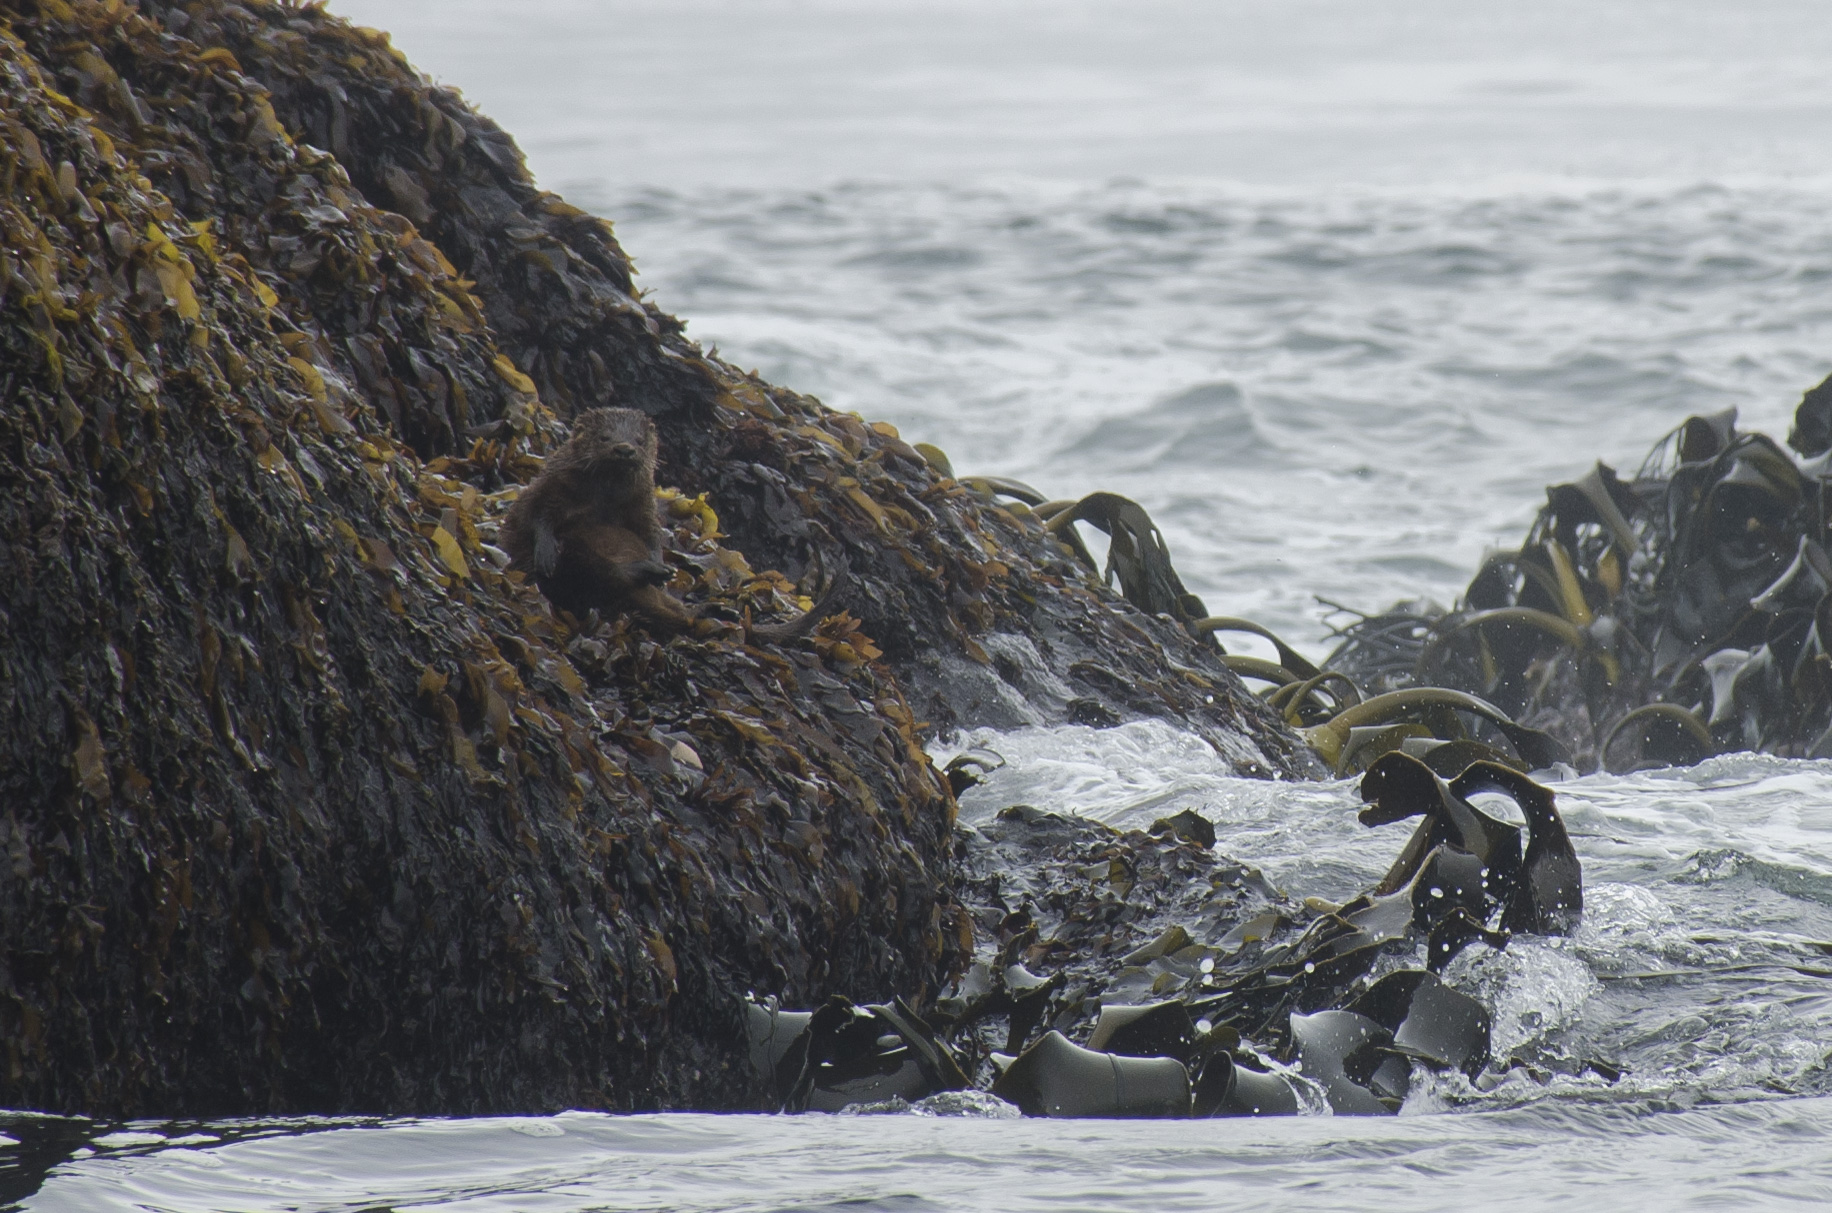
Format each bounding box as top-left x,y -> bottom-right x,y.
941,724 -> 1832,1112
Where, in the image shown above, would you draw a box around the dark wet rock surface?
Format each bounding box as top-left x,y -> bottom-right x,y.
0,0 -> 1310,1118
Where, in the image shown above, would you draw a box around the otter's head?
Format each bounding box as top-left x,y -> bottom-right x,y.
570,407 -> 657,472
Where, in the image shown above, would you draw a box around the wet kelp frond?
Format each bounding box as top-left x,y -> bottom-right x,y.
947,475 -> 1569,773
1326,388 -> 1832,772
0,0 -> 1312,1118
754,758 -> 1585,1119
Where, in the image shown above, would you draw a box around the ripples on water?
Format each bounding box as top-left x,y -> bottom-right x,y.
9,1099 -> 1832,1212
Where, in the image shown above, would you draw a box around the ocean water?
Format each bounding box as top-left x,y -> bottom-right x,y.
14,1 -> 1832,1208
22,746 -> 1832,1210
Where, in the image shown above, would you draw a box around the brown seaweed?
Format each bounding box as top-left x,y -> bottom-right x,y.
1330,390 -> 1832,769
0,0 -> 1317,1120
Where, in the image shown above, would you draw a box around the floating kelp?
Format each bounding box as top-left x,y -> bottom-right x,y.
1085,999 -> 1200,1058
1598,702 -> 1714,772
753,995 -> 970,1114
1326,386 -> 1832,771
1359,752 -> 1582,939
1287,1010 -> 1397,1115
753,748 -> 1587,1119
1032,491 -> 1208,623
1191,1052 -> 1301,1118
1347,970 -> 1492,1082
990,1031 -> 1191,1118
1304,687 -> 1568,775
957,478 -> 1568,772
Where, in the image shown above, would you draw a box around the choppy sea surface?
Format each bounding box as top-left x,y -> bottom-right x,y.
14,1 -> 1832,1208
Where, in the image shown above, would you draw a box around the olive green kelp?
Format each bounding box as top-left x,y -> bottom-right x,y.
0,0 -> 1308,1119
1326,383 -> 1832,772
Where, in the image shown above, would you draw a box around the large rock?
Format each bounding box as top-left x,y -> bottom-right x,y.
0,0 -> 1309,1117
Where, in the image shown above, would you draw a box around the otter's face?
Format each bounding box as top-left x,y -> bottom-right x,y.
590,436 -> 650,481
570,408 -> 657,473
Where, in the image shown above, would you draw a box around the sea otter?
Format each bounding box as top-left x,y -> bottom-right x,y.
501,406 -> 661,593
502,406 -> 845,639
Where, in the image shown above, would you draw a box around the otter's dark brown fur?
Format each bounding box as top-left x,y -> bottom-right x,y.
504,406 -> 848,639
555,518 -> 697,633
503,408 -> 659,571
502,407 -> 689,627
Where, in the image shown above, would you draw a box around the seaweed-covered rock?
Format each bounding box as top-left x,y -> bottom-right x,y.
938,805 -> 1292,1077
0,0 -> 1308,1117
140,0 -> 1309,773
0,1 -> 973,1116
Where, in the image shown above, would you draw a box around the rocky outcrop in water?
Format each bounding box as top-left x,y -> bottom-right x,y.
0,0 -> 1307,1117
751,755 -> 1587,1119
